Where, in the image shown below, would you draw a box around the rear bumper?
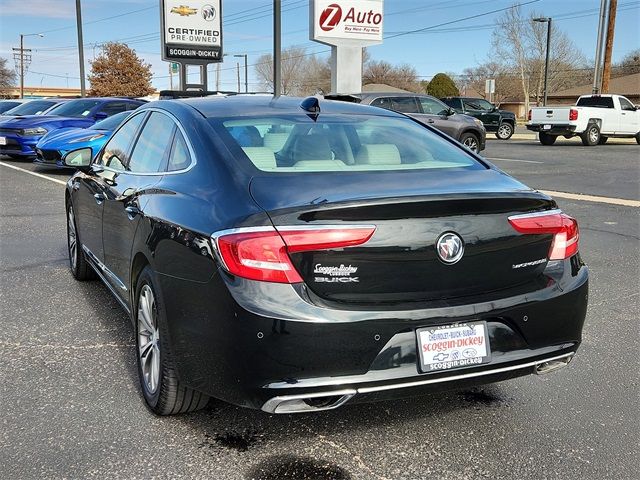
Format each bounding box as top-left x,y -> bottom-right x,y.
158,257 -> 588,411
526,124 -> 577,136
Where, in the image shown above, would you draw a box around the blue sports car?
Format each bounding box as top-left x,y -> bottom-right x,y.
0,97 -> 144,159
34,111 -> 132,168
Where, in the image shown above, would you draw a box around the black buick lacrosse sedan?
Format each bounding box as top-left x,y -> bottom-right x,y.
63,95 -> 588,414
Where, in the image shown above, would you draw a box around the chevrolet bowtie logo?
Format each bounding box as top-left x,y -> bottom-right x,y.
171,5 -> 198,16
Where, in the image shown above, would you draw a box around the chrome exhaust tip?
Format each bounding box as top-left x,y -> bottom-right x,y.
262,389 -> 356,414
535,354 -> 574,375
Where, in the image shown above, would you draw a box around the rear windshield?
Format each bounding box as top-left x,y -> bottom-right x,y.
3,100 -> 57,116
213,114 -> 484,173
90,111 -> 130,130
50,99 -> 100,117
576,96 -> 614,108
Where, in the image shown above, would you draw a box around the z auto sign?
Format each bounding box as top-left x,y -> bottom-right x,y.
311,0 -> 383,46
161,0 -> 222,62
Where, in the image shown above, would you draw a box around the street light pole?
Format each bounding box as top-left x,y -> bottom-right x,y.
273,0 -> 281,97
533,17 -> 552,106
234,54 -> 248,93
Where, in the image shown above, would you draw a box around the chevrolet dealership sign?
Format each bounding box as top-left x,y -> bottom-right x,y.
161,0 -> 222,62
311,0 -> 384,46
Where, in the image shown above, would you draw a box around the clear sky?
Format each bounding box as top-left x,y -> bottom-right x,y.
1,0 -> 638,92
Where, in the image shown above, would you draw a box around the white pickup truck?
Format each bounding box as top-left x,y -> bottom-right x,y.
527,94 -> 640,146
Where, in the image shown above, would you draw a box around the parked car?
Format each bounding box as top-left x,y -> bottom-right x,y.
325,92 -> 486,152
0,99 -> 27,114
441,96 -> 516,140
62,96 -> 587,415
1,98 -> 68,117
34,111 -> 133,168
527,94 -> 640,145
0,97 -> 145,159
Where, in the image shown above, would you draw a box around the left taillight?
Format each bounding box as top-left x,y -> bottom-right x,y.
508,210 -> 579,260
213,226 -> 375,283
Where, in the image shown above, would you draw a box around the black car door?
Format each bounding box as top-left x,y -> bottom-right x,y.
72,112 -> 147,266
101,111 -> 176,301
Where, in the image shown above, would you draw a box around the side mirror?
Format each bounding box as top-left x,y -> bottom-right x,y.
94,112 -> 108,121
446,108 -> 455,116
63,147 -> 93,170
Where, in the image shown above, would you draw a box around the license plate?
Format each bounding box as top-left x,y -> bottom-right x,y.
0,136 -> 6,145
543,124 -> 552,130
417,321 -> 490,373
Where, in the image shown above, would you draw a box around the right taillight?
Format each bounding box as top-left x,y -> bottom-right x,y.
528,109 -> 532,121
508,210 -> 579,260
569,108 -> 578,121
213,226 -> 375,283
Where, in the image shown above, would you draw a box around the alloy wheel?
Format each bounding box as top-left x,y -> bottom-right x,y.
67,206 -> 77,271
138,284 -> 160,394
497,124 -> 512,139
463,137 -> 478,152
589,127 -> 599,144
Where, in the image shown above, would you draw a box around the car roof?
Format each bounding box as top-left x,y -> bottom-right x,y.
172,95 -> 404,118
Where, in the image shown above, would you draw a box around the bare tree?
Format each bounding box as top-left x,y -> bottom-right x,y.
255,46 -> 315,95
613,48 -> 640,76
363,60 -> 419,91
0,57 -> 17,98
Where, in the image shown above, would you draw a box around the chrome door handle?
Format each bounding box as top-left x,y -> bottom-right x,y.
427,119 -> 435,123
125,205 -> 141,220
93,193 -> 105,205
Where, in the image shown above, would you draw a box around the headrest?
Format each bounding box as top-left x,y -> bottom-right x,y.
293,134 -> 332,161
241,147 -> 276,169
355,144 -> 402,165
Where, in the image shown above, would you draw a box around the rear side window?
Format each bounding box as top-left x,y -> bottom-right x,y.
166,130 -> 191,172
215,114 -> 484,173
391,97 -> 420,113
128,112 -> 175,173
441,98 -> 462,109
576,96 -> 614,108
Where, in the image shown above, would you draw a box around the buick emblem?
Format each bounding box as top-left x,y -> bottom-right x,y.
436,232 -> 464,264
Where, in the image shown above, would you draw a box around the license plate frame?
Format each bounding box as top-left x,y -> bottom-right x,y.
0,136 -> 6,145
542,124 -> 552,130
417,321 -> 491,374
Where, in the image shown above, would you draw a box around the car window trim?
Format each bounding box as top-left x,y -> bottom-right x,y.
96,110 -> 149,172
96,108 -> 197,177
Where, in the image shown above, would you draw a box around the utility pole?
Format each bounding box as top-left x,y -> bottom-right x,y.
75,0 -> 86,96
234,54 -> 248,92
592,0 -> 609,94
215,62 -> 221,91
601,0 -> 617,93
236,62 -> 241,93
14,33 -> 41,99
273,0 -> 281,96
533,17 -> 552,106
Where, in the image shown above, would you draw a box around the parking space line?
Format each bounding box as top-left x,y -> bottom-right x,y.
487,157 -> 544,164
540,190 -> 640,208
0,161 -> 67,186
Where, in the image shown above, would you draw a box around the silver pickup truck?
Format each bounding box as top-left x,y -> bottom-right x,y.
527,94 -> 640,146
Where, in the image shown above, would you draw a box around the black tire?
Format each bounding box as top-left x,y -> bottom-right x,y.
598,136 -> 608,145
66,203 -> 96,281
495,122 -> 514,140
539,132 -> 557,145
8,155 -> 26,160
135,266 -> 209,415
459,132 -> 480,152
635,132 -> 640,145
581,123 -> 600,146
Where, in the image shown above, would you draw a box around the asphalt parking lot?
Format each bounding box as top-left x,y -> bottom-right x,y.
1,139 -> 638,479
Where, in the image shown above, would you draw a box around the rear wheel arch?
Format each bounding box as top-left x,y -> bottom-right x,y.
130,252 -> 151,308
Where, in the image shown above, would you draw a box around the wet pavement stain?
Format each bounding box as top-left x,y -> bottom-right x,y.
247,455 -> 352,480
458,388 -> 505,406
198,430 -> 264,452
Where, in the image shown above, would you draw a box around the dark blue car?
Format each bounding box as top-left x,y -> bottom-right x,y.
0,97 -> 144,159
34,111 -> 133,168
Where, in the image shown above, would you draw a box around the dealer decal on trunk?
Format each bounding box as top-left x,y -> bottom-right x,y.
314,264 -> 359,283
